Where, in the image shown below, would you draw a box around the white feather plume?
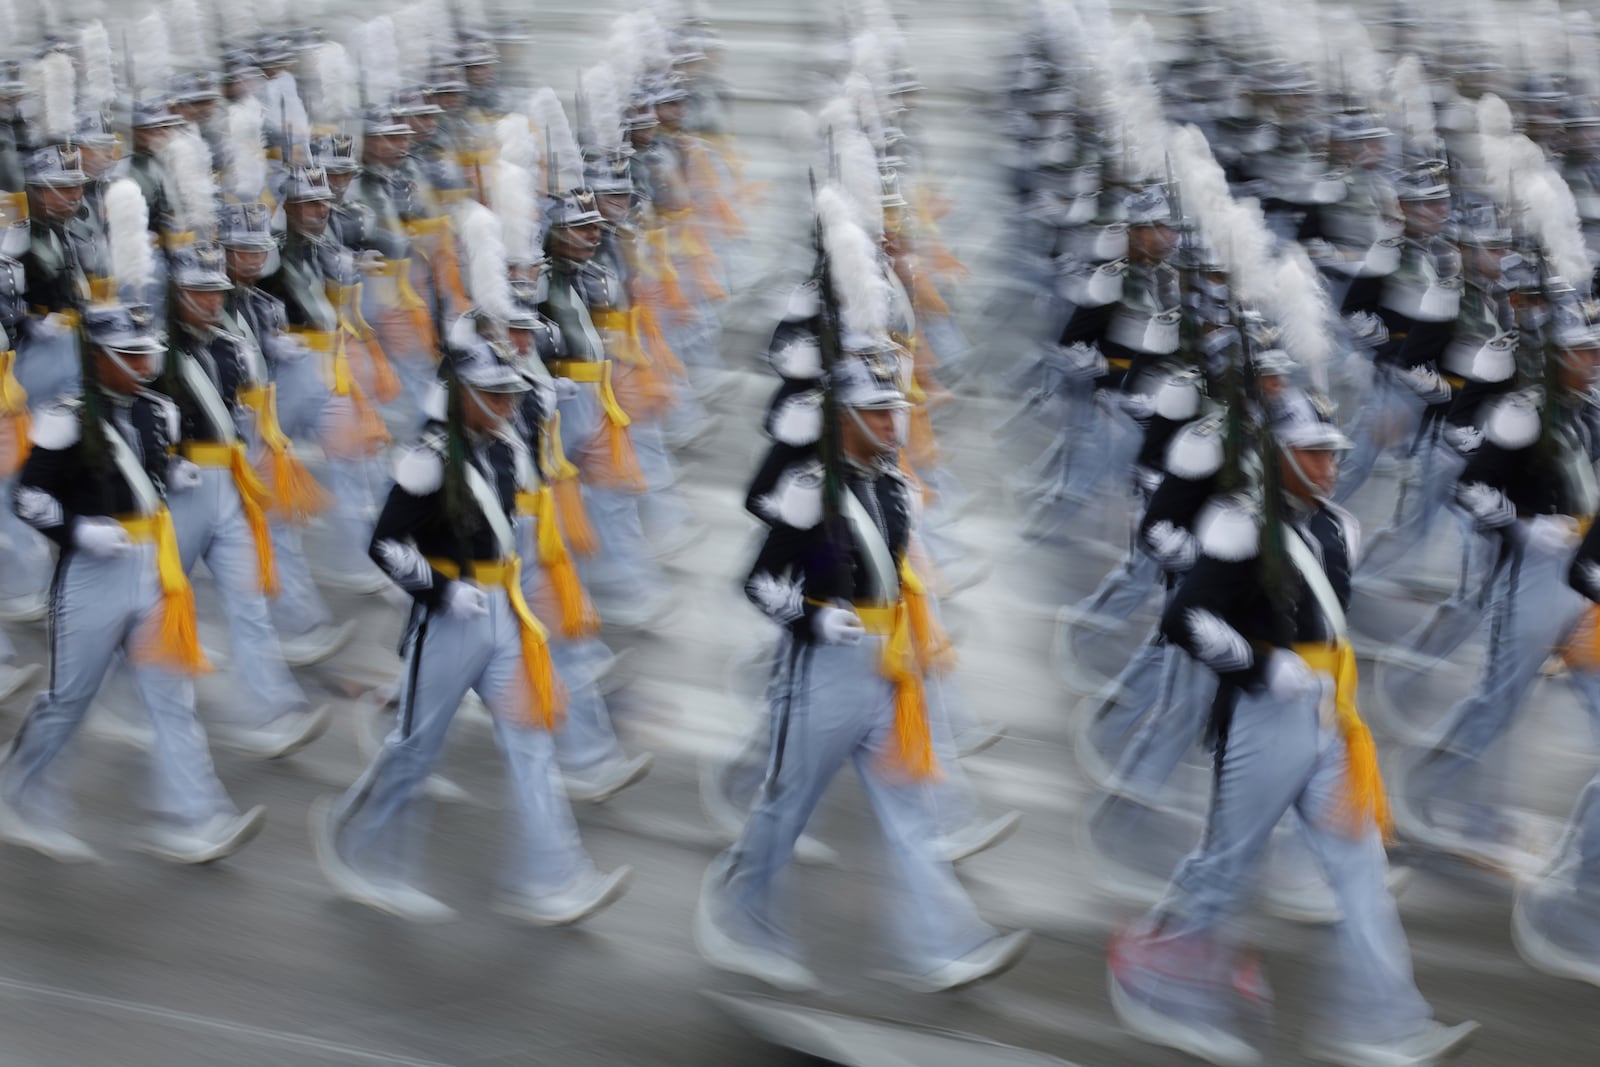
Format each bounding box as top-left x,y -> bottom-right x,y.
459,200 -> 514,321
80,21 -> 116,111
1036,0 -> 1087,70
219,5 -> 258,49
1388,54 -> 1438,155
841,70 -> 886,153
529,88 -> 582,193
311,42 -> 355,124
1521,163 -> 1592,288
1101,19 -> 1170,181
489,160 -> 539,265
605,15 -> 648,101
133,11 -> 173,92
157,127 -> 217,237
579,63 -> 626,155
394,2 -> 446,83
833,124 -> 882,238
29,51 -> 75,145
1266,250 -> 1334,385
167,0 -> 208,64
257,0 -> 288,31
106,178 -> 156,294
1319,8 -> 1384,106
355,18 -> 401,112
1568,11 -> 1600,96
817,184 -> 889,346
226,98 -> 267,201
496,113 -> 538,172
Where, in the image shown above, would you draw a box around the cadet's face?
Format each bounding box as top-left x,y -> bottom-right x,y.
1259,373 -> 1288,400
174,101 -> 215,126
597,193 -> 631,225
1560,345 -> 1600,392
466,65 -> 495,88
1403,198 -> 1448,235
655,100 -> 685,128
367,134 -> 410,166
508,326 -> 534,358
629,124 -> 656,148
464,386 -> 516,431
288,199 -> 331,235
32,183 -> 83,222
1128,223 -> 1177,263
1280,447 -> 1338,500
179,287 -> 226,327
840,406 -> 897,462
97,348 -> 152,393
551,222 -> 601,262
328,172 -> 355,197
226,247 -> 269,283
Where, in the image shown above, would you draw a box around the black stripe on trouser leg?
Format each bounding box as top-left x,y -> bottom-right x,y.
44,552 -> 68,698
767,641 -> 807,792
399,614 -> 431,740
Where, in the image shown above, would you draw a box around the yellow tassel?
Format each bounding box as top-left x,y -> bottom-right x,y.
238,383 -> 329,523
536,486 -> 600,638
0,411 -> 30,477
1295,641 -> 1393,841
1561,603 -> 1600,671
898,560 -> 957,675
553,473 -> 597,557
138,508 -> 211,675
505,558 -> 567,730
227,443 -> 279,597
588,362 -> 646,491
880,599 -> 941,782
632,304 -> 685,378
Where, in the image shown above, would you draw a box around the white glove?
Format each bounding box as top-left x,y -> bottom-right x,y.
1263,649 -> 1317,700
443,581 -> 489,619
167,457 -> 204,492
553,378 -> 581,402
1527,514 -> 1581,556
1144,519 -> 1197,571
1457,482 -> 1516,528
1344,311 -> 1389,350
73,518 -> 134,558
812,606 -> 865,646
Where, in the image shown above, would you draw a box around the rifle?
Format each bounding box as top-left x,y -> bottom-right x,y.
808,168 -> 845,532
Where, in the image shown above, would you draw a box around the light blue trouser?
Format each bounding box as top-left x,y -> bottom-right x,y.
1333,369 -> 1424,506
515,516 -> 625,775
268,520 -> 332,638
630,415 -> 696,541
1358,431 -> 1462,580
0,475 -> 50,600
1097,639 -> 1215,806
716,635 -> 995,972
1121,683 -> 1431,1043
557,385 -> 664,603
333,589 -> 596,893
1,545 -> 236,828
168,468 -> 306,725
15,326 -> 79,418
273,352 -> 383,580
1407,534 -> 1600,828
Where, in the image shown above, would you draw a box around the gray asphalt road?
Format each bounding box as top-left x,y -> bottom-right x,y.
0,3 -> 1595,1065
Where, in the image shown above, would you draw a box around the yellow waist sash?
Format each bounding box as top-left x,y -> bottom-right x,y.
1292,640 -> 1392,839
424,555 -> 565,729
117,507 -> 210,674
178,439 -> 278,596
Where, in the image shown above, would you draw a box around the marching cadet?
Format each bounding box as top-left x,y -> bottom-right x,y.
1,304 -> 265,865
214,203 -> 352,667
1333,163 -> 1460,505
694,184 -> 1028,994
1392,306 -> 1600,874
1512,517 -> 1600,988
261,165 -> 390,595
311,336 -> 631,925
16,145 -> 97,411
1108,401 -> 1478,1067
538,187 -> 673,629
160,244 -> 331,757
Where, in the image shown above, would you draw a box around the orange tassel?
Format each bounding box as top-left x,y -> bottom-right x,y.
535,487 -> 600,639
0,411 -> 30,477
137,508 -> 211,675
505,558 -> 567,730
554,474 -> 598,557
267,448 -> 330,524
879,599 -> 941,782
